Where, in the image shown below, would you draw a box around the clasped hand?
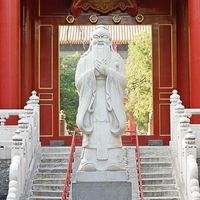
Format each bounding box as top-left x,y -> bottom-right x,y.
94,59 -> 108,76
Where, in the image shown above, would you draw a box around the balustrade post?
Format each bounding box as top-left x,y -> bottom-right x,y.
18,114 -> 29,135
191,189 -> 200,200
178,113 -> 190,173
170,90 -> 180,148
174,100 -> 184,155
10,129 -> 25,198
0,113 -> 9,126
27,91 -> 40,152
29,91 -> 39,107
18,114 -> 30,174
183,129 -> 197,198
24,101 -> 34,120
6,180 -> 18,200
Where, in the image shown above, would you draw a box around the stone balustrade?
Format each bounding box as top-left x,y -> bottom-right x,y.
0,110 -> 25,126
5,91 -> 41,200
185,109 -> 200,118
170,90 -> 200,200
0,110 -> 26,159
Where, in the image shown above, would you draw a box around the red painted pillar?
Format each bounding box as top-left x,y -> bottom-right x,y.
188,0 -> 200,109
0,0 -> 21,108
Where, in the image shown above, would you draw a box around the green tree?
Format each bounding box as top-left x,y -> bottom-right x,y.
60,53 -> 80,130
126,32 -> 152,133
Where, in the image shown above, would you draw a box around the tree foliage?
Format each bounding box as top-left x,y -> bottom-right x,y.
60,53 -> 80,130
125,32 -> 152,132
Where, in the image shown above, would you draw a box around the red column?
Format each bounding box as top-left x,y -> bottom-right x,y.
0,0 -> 21,108
188,0 -> 200,109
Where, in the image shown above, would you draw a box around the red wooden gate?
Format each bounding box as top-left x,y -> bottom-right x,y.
32,0 -> 178,145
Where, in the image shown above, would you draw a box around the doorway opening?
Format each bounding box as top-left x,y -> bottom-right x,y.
59,25 -> 152,136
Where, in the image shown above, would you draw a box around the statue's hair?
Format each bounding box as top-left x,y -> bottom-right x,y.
90,25 -> 111,40
81,25 -> 115,58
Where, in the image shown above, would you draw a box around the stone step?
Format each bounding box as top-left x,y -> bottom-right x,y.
41,153 -> 69,158
32,190 -> 62,197
140,157 -> 171,162
34,173 -> 66,179
141,173 -> 173,179
41,147 -> 70,153
143,184 -> 177,191
41,158 -> 68,163
138,147 -> 180,199
140,147 -> 169,153
140,153 -> 171,158
142,178 -> 175,185
38,168 -> 66,173
27,146 -> 72,200
29,196 -> 62,200
141,162 -> 171,168
141,167 -> 172,173
28,146 -> 180,200
39,163 -> 67,168
144,190 -> 179,197
144,197 -> 180,200
32,184 -> 64,191
33,179 -> 65,185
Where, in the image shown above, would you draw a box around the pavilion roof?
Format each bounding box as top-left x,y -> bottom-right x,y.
59,25 -> 151,45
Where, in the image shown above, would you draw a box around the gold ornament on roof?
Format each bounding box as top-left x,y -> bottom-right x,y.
112,15 -> 121,24
89,15 -> 98,24
135,14 -> 144,24
66,15 -> 75,24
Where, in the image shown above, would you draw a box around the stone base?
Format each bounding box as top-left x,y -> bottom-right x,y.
72,171 -> 132,200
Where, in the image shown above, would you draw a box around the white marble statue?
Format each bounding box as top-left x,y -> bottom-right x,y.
75,25 -> 126,171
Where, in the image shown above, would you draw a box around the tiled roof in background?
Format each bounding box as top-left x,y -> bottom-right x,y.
59,25 -> 151,45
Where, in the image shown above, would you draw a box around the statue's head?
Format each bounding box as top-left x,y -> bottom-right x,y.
90,25 -> 111,48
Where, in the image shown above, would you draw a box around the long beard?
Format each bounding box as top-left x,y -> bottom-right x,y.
92,44 -> 111,62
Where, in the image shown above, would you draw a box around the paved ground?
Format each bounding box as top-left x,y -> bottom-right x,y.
0,159 -> 11,200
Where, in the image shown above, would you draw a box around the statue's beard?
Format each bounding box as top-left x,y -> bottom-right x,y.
92,43 -> 111,62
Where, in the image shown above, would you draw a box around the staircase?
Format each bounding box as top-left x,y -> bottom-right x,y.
29,147 -> 70,200
27,146 -> 182,200
140,146 -> 180,200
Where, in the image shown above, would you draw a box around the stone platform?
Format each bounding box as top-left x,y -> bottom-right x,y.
72,171 -> 132,200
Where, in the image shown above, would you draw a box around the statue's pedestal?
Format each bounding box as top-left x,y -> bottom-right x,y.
72,171 -> 132,200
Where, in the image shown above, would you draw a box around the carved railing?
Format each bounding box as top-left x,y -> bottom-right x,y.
0,109 -> 26,156
61,134 -> 76,200
0,110 -> 25,126
6,91 -> 41,200
170,90 -> 200,200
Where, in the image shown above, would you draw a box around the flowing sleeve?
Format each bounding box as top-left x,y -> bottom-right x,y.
75,57 -> 96,135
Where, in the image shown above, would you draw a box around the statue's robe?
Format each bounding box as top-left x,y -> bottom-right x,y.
75,50 -> 126,160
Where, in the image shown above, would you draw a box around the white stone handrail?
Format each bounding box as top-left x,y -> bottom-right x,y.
0,109 -> 25,126
185,109 -> 200,118
170,90 -> 200,200
187,155 -> 200,200
6,91 -> 41,200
